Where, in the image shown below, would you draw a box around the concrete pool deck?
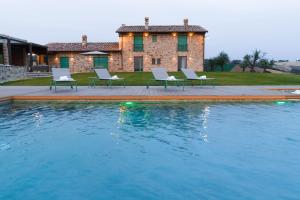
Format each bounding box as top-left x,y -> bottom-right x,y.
0,86 -> 300,102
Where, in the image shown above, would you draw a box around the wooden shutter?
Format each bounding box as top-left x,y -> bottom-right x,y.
152,35 -> 157,42
94,56 -> 108,68
60,57 -> 69,68
178,34 -> 188,51
134,35 -> 143,51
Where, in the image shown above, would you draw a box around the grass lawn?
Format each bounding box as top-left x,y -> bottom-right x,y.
1,72 -> 300,86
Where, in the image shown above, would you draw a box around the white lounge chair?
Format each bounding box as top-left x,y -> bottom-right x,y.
147,67 -> 184,90
50,68 -> 77,92
181,68 -> 215,86
291,90 -> 300,95
91,69 -> 125,87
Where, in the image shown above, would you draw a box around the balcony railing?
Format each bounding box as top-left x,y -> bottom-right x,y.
134,44 -> 144,52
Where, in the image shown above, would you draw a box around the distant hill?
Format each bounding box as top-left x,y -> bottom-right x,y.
272,61 -> 300,74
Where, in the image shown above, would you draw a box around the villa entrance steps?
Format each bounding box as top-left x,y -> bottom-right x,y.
27,72 -> 51,78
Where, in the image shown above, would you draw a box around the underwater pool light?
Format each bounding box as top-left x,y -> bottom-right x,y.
125,102 -> 134,106
275,101 -> 287,105
120,102 -> 137,107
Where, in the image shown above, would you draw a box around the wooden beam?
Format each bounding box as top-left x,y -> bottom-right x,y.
7,39 -> 12,65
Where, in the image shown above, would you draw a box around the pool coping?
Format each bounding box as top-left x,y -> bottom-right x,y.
1,95 -> 299,102
267,88 -> 300,91
0,97 -> 11,103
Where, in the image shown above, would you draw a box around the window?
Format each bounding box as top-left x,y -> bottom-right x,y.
60,57 -> 69,68
152,58 -> 156,65
157,58 -> 161,65
134,34 -> 143,52
151,58 -> 161,65
152,35 -> 157,42
178,34 -> 188,51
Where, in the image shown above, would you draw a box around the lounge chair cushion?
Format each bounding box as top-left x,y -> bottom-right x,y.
182,68 -> 215,80
52,68 -> 74,81
95,69 -> 123,80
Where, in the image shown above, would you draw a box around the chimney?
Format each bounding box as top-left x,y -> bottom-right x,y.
82,35 -> 87,47
184,18 -> 189,28
145,17 -> 149,30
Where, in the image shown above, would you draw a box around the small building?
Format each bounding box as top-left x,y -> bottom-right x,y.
47,39 -> 121,73
0,34 -> 48,68
47,18 -> 207,72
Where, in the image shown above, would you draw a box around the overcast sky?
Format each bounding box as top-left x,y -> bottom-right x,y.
2,0 -> 299,60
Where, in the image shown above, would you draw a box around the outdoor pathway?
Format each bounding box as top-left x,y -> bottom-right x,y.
0,86 -> 300,101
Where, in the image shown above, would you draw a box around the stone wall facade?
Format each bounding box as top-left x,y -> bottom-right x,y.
48,33 -> 205,73
48,53 -> 92,73
120,33 -> 205,72
48,52 -> 122,73
108,52 -> 123,72
0,65 -> 27,83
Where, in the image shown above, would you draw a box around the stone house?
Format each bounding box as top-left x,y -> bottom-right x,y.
47,40 -> 121,73
47,18 -> 207,72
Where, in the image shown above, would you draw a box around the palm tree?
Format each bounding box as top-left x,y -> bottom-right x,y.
216,52 -> 230,72
250,50 -> 264,72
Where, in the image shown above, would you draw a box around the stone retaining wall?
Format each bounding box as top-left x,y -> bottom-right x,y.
0,65 -> 27,83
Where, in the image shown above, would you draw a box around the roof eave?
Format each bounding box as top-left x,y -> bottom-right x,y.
48,50 -> 121,53
117,31 -> 208,34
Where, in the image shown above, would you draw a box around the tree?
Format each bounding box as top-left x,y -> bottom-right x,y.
241,50 -> 266,72
258,59 -> 275,72
251,50 -> 264,72
215,52 -> 230,72
207,58 -> 217,72
241,54 -> 251,72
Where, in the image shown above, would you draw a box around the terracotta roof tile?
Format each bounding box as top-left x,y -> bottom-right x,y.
47,42 -> 120,52
116,25 -> 208,33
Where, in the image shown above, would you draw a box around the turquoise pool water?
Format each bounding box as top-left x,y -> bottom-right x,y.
0,102 -> 299,199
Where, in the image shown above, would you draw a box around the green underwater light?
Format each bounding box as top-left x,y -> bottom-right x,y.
120,102 -> 137,107
275,101 -> 287,105
125,102 -> 134,105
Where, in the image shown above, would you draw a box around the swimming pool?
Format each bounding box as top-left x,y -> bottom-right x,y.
0,101 -> 299,199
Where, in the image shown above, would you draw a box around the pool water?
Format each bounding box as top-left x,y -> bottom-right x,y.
0,102 -> 300,199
